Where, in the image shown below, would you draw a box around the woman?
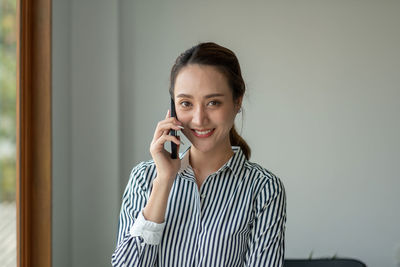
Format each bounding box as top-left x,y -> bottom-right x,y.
111,42 -> 286,266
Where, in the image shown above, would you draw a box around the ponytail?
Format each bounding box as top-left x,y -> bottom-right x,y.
229,125 -> 251,160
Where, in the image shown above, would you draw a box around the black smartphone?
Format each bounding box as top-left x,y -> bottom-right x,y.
170,98 -> 178,159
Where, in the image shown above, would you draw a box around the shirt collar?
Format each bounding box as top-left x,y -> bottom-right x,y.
178,146 -> 191,173
178,146 -> 247,179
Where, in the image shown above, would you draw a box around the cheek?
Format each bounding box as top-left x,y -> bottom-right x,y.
214,112 -> 236,134
219,107 -> 236,123
176,113 -> 193,137
176,112 -> 190,124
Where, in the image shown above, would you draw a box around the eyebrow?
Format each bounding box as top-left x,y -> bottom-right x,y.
176,93 -> 225,99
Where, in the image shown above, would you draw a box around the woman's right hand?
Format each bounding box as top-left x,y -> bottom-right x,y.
149,109 -> 183,187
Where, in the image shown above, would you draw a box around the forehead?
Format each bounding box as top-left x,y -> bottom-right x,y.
174,64 -> 231,97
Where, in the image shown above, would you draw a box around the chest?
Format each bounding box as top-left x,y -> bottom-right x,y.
160,176 -> 254,266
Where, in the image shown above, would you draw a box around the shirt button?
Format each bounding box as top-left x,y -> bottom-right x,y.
201,194 -> 206,198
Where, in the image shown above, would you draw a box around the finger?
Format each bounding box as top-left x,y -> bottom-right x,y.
163,110 -> 183,125
152,113 -> 183,142
152,135 -> 180,152
159,120 -> 184,130
153,121 -> 183,140
152,119 -> 172,141
163,117 -> 182,126
156,134 -> 181,146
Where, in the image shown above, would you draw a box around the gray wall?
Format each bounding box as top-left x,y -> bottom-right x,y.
53,0 -> 119,266
52,0 -> 71,265
53,1 -> 400,266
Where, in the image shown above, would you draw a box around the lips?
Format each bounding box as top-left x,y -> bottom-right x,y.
191,128 -> 215,137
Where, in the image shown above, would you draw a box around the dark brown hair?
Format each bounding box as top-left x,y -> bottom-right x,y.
169,42 -> 251,160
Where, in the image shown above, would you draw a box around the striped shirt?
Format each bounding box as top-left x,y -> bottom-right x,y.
111,146 -> 286,266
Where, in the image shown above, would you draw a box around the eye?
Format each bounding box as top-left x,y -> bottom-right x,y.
179,101 -> 192,108
208,100 -> 221,106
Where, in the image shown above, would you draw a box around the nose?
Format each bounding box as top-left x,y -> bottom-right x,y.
192,105 -> 208,126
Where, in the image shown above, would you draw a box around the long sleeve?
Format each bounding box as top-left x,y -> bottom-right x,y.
244,175 -> 287,267
111,161 -> 165,267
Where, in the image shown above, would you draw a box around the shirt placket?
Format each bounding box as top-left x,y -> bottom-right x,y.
184,167 -> 220,267
195,173 -> 216,267
181,168 -> 203,267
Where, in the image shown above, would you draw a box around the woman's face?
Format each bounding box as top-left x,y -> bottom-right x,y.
174,64 -> 242,154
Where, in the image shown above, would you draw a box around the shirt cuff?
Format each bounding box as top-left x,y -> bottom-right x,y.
129,210 -> 166,245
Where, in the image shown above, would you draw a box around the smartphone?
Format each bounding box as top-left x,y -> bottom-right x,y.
170,98 -> 179,159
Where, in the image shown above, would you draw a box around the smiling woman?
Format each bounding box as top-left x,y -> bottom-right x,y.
111,42 -> 287,267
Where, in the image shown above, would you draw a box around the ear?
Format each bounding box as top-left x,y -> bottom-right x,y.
235,96 -> 243,112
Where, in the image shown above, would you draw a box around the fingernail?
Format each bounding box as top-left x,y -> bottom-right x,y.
177,125 -> 184,129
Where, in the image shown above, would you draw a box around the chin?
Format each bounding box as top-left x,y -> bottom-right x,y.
192,139 -> 229,155
187,139 -> 214,152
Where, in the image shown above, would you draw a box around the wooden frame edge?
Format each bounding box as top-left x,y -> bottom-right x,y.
16,0 -> 52,266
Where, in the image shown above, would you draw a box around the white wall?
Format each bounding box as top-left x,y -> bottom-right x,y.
53,1 -> 400,266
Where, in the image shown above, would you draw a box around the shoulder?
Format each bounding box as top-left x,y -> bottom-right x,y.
126,159 -> 157,191
244,161 -> 286,201
129,158 -> 155,175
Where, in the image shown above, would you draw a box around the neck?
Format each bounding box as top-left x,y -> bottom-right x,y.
189,143 -> 234,174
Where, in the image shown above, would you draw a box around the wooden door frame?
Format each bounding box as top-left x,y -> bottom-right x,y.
16,0 -> 52,266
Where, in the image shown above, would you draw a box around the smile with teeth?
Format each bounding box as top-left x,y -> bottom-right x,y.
192,128 -> 215,137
